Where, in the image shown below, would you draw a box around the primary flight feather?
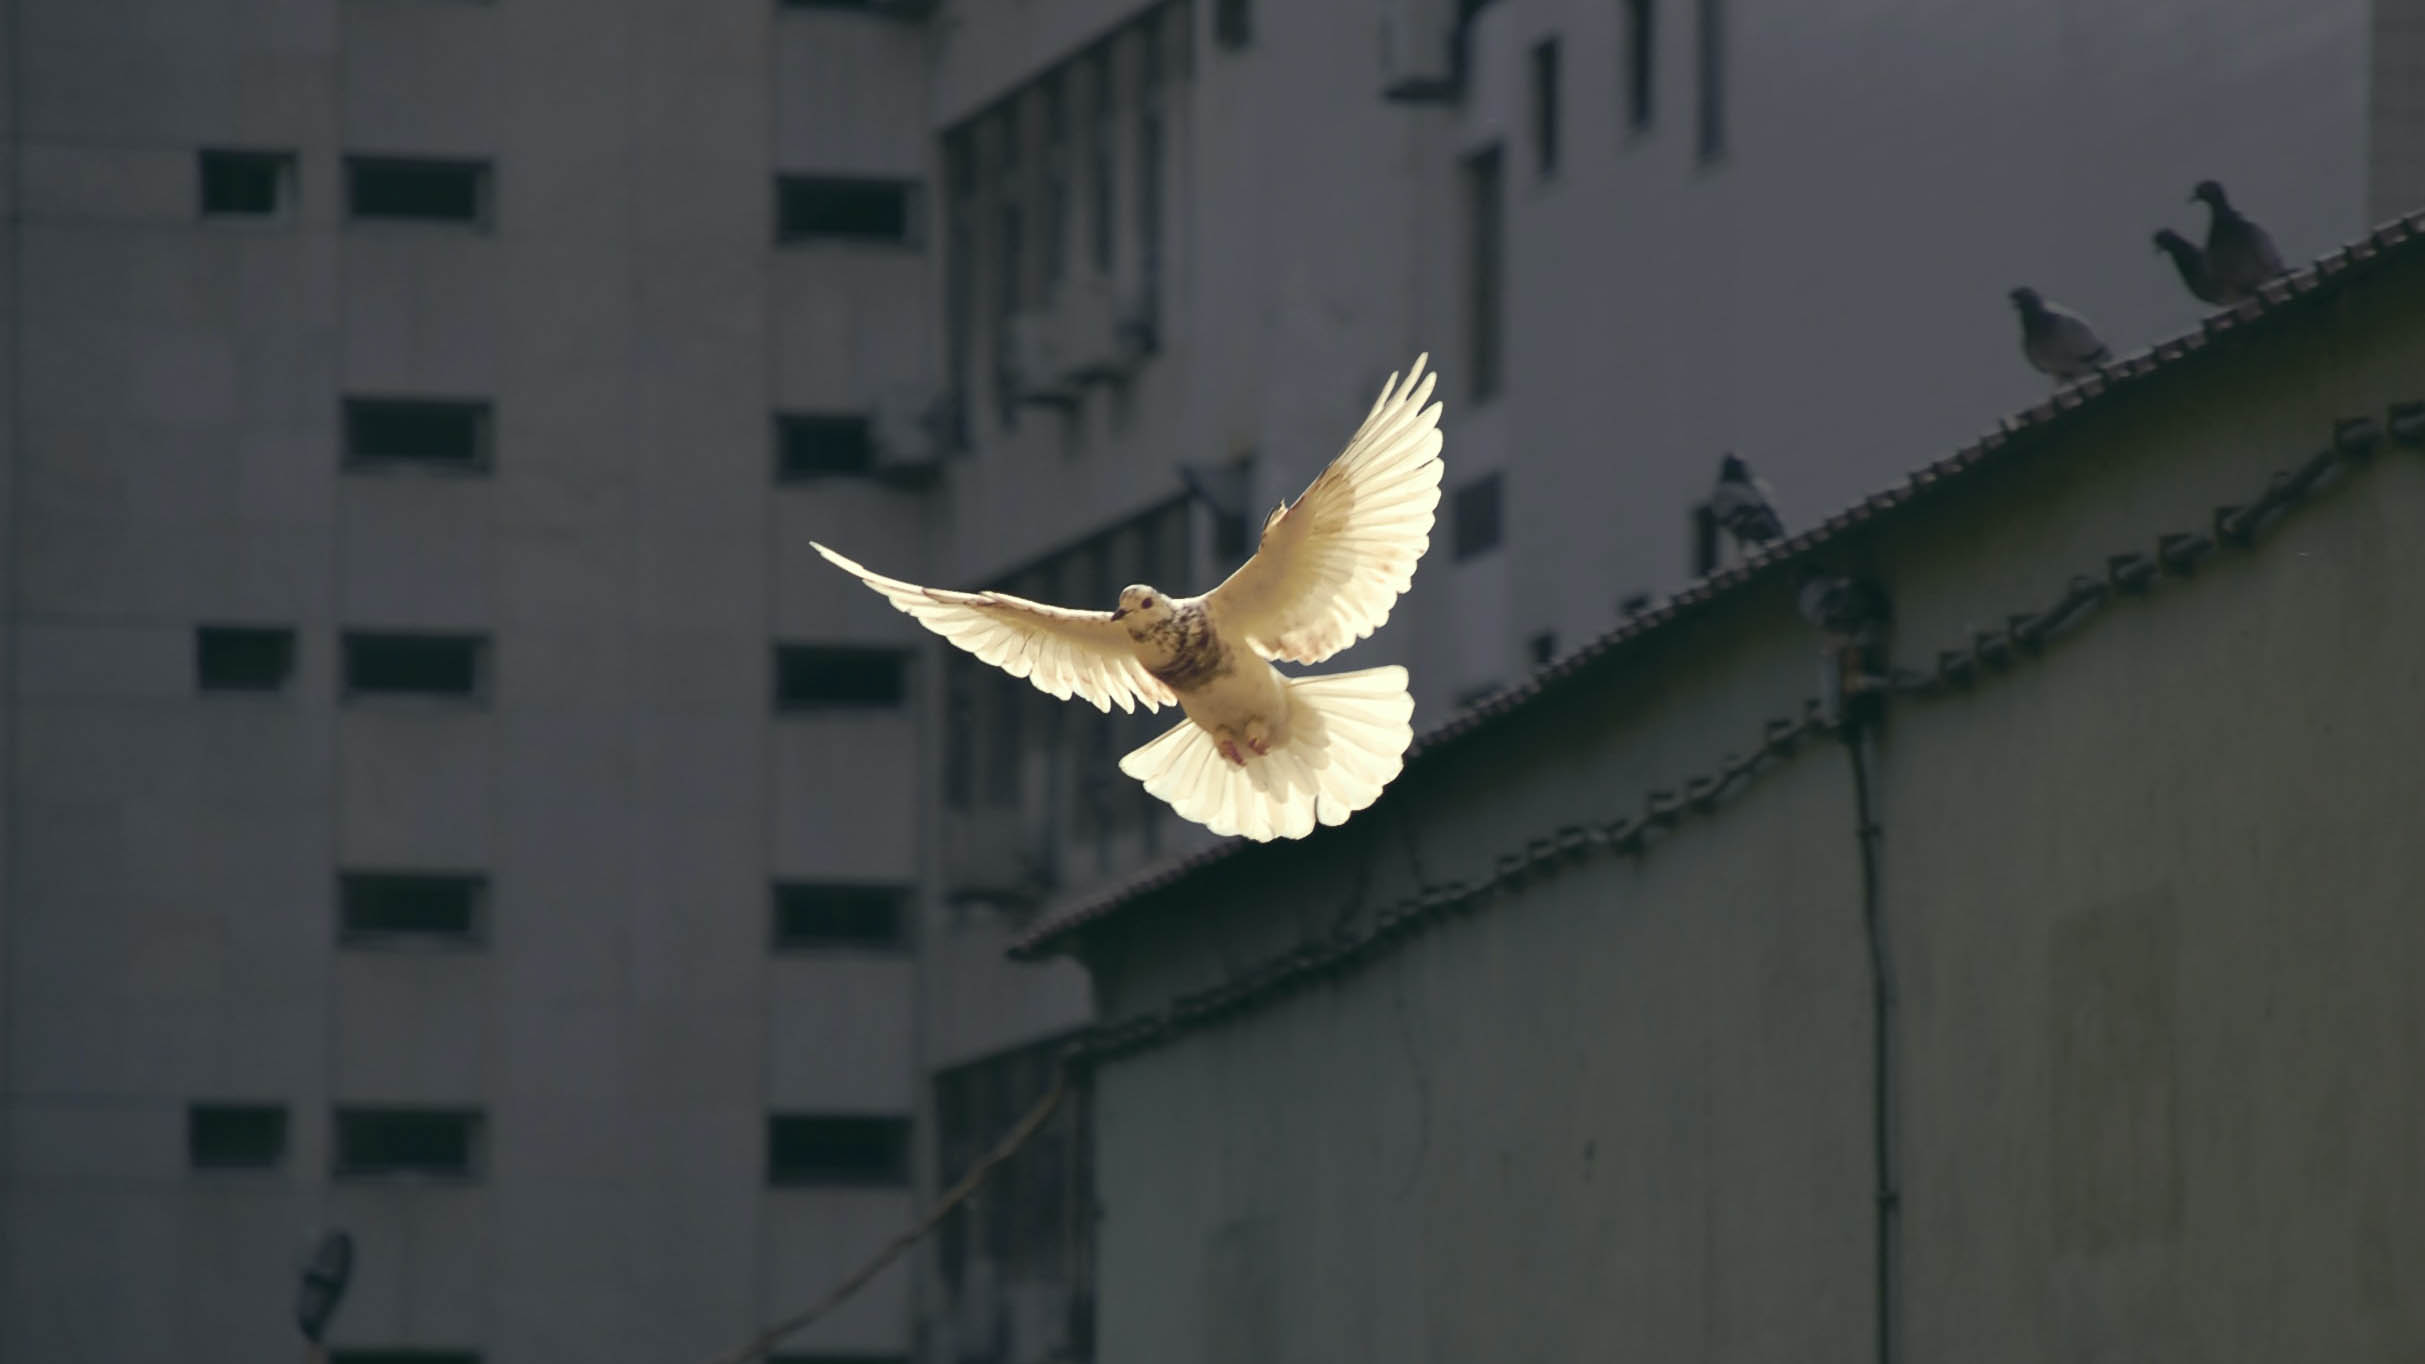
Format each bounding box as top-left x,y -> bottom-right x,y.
813,354 -> 1446,842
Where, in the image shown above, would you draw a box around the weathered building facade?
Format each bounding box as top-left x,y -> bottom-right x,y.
1020,216 -> 2425,1364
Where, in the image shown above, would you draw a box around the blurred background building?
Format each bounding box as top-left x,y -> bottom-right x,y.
0,0 -> 2413,1361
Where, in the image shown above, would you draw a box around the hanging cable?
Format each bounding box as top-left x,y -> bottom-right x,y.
695,1057 -> 1072,1364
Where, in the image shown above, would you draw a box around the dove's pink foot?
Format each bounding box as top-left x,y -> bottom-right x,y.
1246,735 -> 1271,756
1216,738 -> 1247,766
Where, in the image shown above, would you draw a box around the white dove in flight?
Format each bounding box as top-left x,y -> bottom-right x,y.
812,355 -> 1446,842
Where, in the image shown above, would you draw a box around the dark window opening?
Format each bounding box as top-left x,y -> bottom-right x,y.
333,1109 -> 481,1179
775,413 -> 876,479
1529,631 -> 1557,667
944,132 -> 976,445
1088,48 -> 1117,273
343,397 -> 492,470
1136,32 -> 1165,334
1697,0 -> 1725,163
768,1114 -> 912,1187
189,1104 -> 288,1169
199,149 -> 294,217
347,157 -> 489,224
196,626 -> 296,693
1626,0 -> 1656,132
1453,472 -> 1503,561
1531,38 -> 1561,175
943,652 -> 977,811
1214,0 -> 1251,48
775,645 -> 909,711
342,633 -> 487,699
773,883 -> 911,952
777,175 -> 920,244
1042,76 -> 1069,288
340,872 -> 485,943
1463,146 -> 1505,402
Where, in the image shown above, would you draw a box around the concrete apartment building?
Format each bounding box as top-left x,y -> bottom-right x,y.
1,0 -> 2415,1362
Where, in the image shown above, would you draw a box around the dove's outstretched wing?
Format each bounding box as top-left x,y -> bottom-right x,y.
1203,355 -> 1445,665
812,543 -> 1176,714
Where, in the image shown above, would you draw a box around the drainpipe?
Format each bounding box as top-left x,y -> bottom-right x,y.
1845,727 -> 1898,1364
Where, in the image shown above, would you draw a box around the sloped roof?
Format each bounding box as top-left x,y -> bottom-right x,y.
1010,206 -> 2425,962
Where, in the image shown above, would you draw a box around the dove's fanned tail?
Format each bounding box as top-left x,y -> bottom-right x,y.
1117,665 -> 1416,842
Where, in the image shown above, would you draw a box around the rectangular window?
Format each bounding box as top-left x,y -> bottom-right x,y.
340,872 -> 486,944
333,1109 -> 482,1179
343,397 -> 492,471
1625,0 -> 1656,132
768,1114 -> 912,1187
347,156 -> 490,225
775,645 -> 909,711
943,653 -> 976,811
773,883 -> 911,952
188,1104 -> 288,1170
777,175 -> 920,244
330,1352 -> 481,1364
1531,38 -> 1561,175
993,104 -> 1026,429
1463,145 -> 1505,402
1136,24 -> 1164,326
1214,0 -> 1251,48
1041,75 -> 1069,289
1696,0 -> 1725,163
1453,471 -> 1503,560
342,633 -> 488,700
199,149 -> 295,218
775,413 -> 876,480
944,131 -> 976,444
196,625 -> 296,693
1087,48 -> 1116,273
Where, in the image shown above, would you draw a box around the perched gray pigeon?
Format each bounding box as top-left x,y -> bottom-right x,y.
2152,229 -> 2228,307
1710,454 -> 1784,548
2008,287 -> 2110,381
816,357 -> 1444,843
2192,179 -> 2285,301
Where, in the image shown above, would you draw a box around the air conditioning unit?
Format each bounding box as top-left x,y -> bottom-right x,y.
1378,0 -> 1463,103
870,384 -> 948,479
1056,272 -> 1130,384
1004,310 -> 1079,409
1113,275 -> 1161,365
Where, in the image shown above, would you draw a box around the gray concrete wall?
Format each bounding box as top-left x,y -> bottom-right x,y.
1072,255 -> 2425,1362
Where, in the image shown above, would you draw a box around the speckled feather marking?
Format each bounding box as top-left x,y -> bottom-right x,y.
1144,604 -> 1231,692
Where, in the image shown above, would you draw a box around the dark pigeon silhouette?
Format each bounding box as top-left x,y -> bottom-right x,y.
1710,454 -> 1784,550
2153,229 -> 2228,307
2192,179 -> 2286,301
2008,287 -> 2110,381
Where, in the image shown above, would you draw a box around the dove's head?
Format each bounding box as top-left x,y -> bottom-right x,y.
2007,286 -> 2043,313
2190,179 -> 2228,208
1718,453 -> 1750,481
1111,584 -> 1175,635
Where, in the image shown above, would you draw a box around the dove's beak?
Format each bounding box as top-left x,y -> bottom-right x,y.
1109,607 -> 1130,621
